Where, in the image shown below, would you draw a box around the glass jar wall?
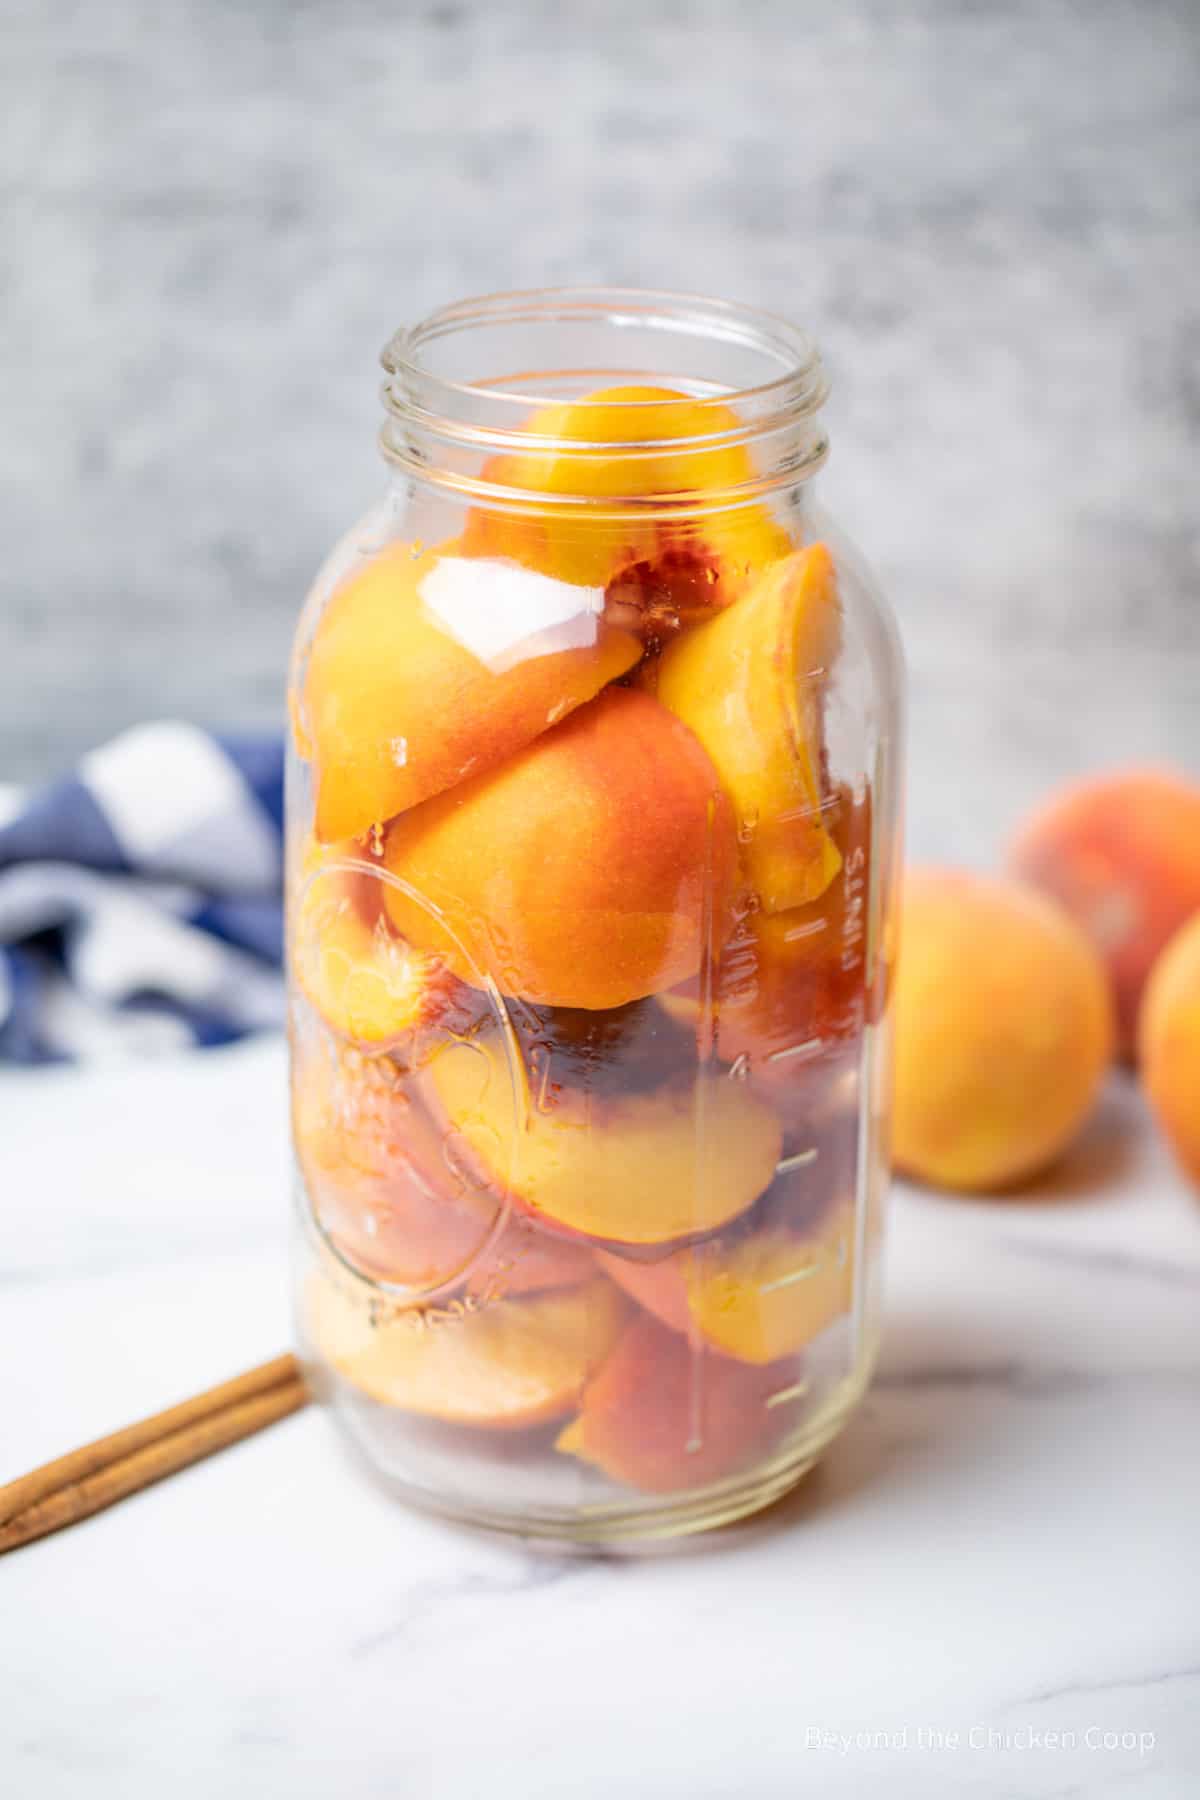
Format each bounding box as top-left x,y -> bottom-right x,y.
287,289 -> 904,1543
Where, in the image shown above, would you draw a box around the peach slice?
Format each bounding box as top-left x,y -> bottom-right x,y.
658,783 -> 873,1094
598,1201 -> 855,1364
304,1260 -> 627,1429
648,543 -> 843,912
555,1315 -> 803,1493
461,385 -> 790,606
503,996 -> 698,1105
293,1045 -> 594,1298
421,1026 -> 782,1246
291,839 -> 484,1051
298,539 -> 641,842
383,687 -> 739,1011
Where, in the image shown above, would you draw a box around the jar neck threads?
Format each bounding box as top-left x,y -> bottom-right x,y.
379,287 -> 829,512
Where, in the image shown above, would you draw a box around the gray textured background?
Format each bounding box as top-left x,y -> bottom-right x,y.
5,0 -> 1198,862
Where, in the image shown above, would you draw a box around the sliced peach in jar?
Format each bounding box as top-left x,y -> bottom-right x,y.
658,783 -> 873,1105
383,687 -> 739,1011
503,996 -> 698,1106
421,1026 -> 782,1246
291,839 -> 485,1051
555,1315 -> 803,1493
461,386 -> 790,608
598,1199 -> 855,1365
293,1043 -> 594,1299
304,1259 -> 627,1430
648,543 -> 843,912
298,539 -> 641,842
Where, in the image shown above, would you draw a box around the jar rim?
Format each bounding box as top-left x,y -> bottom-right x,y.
382,285 -> 828,445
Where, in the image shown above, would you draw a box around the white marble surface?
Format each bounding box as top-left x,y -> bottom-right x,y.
2,1035 -> 1198,1796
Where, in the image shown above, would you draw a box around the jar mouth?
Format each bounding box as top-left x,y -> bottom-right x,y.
385,285 -> 826,428
379,287 -> 829,505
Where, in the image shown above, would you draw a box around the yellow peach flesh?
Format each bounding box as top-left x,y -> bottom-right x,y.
299,540 -> 641,842
304,1261 -> 627,1430
649,543 -> 843,912
421,1026 -> 782,1246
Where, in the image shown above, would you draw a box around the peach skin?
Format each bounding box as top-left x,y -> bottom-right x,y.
648,543 -> 843,912
420,1026 -> 782,1246
461,385 -> 790,606
298,539 -> 641,842
1009,767 -> 1200,1057
304,1259 -> 627,1430
597,1200 -> 854,1364
293,1044 -> 594,1299
555,1315 -> 802,1493
383,687 -> 739,1011
504,997 -> 698,1105
892,870 -> 1114,1192
1139,911 -> 1200,1190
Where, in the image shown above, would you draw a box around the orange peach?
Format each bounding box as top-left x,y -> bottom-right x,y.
555,1315 -> 803,1493
648,543 -> 843,911
298,539 -> 641,841
304,1258 -> 627,1430
893,870 -> 1114,1191
597,1200 -> 855,1364
420,1026 -> 782,1246
461,385 -> 790,608
293,1045 -> 594,1298
1139,911 -> 1200,1189
383,687 -> 739,1011
291,839 -> 485,1051
1009,768 -> 1200,1058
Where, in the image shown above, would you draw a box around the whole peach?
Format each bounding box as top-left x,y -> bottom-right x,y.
893,870 -> 1114,1191
1008,768 -> 1200,1058
1139,912 -> 1200,1190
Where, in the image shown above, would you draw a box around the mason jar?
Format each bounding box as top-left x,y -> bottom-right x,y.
287,287 -> 904,1544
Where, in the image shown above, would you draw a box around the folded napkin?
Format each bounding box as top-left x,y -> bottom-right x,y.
0,722 -> 285,1064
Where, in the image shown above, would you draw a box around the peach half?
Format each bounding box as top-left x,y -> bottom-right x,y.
420,1027 -> 782,1246
294,1045 -> 594,1299
597,1200 -> 855,1365
648,543 -> 843,912
304,1258 -> 627,1430
383,687 -> 739,1011
297,539 -> 641,842
555,1315 -> 803,1493
291,838 -> 485,1051
461,385 -> 790,607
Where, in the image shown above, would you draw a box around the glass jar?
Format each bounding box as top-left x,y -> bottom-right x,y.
287,288 -> 904,1544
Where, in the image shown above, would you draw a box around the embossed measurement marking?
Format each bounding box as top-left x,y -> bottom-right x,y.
766,1036 -> 825,1065
759,1260 -> 821,1294
765,1378 -> 811,1409
775,1146 -> 819,1176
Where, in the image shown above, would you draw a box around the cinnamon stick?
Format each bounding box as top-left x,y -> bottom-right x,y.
0,1353 -> 309,1556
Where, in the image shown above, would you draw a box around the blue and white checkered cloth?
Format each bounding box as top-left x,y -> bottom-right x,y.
0,723 -> 285,1064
